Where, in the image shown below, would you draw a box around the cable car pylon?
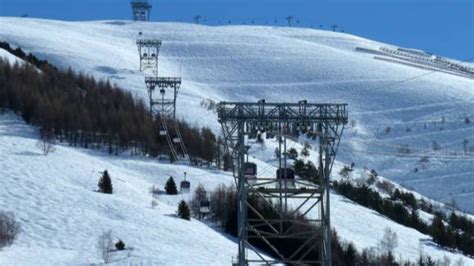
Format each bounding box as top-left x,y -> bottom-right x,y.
136,32 -> 190,164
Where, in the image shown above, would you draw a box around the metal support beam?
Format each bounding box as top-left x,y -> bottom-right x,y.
136,36 -> 190,163
131,0 -> 152,21
218,101 -> 348,265
137,39 -> 162,75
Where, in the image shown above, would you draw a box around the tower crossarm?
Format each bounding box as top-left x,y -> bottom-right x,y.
130,1 -> 152,9
145,77 -> 182,89
136,39 -> 162,47
217,102 -> 348,124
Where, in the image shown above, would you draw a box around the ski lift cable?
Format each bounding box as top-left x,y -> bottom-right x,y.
349,137 -> 474,155
326,56 -> 474,104
339,146 -> 474,161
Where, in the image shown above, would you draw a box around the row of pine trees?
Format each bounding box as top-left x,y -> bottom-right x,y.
0,42 -> 223,164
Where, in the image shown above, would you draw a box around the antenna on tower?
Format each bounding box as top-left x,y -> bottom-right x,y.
193,15 -> 202,24
131,0 -> 152,22
286,16 -> 294,27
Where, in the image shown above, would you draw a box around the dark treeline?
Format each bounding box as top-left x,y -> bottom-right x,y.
333,181 -> 474,256
203,184 -> 446,266
0,44 -> 220,163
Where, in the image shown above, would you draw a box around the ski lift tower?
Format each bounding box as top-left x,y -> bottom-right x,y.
136,35 -> 190,163
145,77 -> 181,120
137,35 -> 162,76
131,0 -> 152,22
218,100 -> 348,266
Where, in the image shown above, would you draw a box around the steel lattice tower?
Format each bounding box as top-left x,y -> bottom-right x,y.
218,100 -> 348,265
131,0 -> 152,22
136,35 -> 190,163
137,38 -> 162,76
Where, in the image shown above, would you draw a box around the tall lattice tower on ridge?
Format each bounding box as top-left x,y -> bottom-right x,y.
131,0 -> 152,22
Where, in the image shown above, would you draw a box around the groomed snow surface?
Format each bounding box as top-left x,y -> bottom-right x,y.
0,18 -> 473,265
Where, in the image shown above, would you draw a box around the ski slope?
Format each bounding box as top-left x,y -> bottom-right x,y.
0,113 -> 472,265
0,17 -> 473,264
1,18 -> 472,213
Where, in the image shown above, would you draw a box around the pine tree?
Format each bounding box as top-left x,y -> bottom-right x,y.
178,200 -> 190,220
343,243 -> 357,265
431,213 -> 446,246
98,170 -> 113,194
115,239 -> 125,250
287,148 -> 298,159
165,176 -> 178,195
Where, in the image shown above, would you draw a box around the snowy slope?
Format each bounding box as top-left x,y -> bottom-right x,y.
0,18 -> 473,264
0,113 -> 472,265
0,18 -> 472,213
0,48 -> 25,65
0,112 -> 248,265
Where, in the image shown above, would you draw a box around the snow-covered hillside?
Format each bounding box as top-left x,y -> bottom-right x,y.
0,48 -> 25,66
0,113 -> 472,265
1,18 -> 472,213
0,17 -> 473,264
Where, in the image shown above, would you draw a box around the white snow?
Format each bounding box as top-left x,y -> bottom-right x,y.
0,113 -> 472,264
0,17 -> 473,264
1,18 -> 472,213
0,48 -> 25,66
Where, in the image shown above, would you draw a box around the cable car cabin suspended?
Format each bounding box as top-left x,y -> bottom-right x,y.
173,137 -> 181,144
276,168 -> 296,188
159,128 -> 167,136
200,199 -> 210,214
180,180 -> 190,193
244,162 -> 257,184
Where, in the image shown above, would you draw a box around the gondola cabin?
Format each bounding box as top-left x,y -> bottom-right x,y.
180,180 -> 190,193
276,168 -> 295,188
244,162 -> 257,184
200,199 -> 210,214
173,137 -> 181,143
159,128 -> 167,136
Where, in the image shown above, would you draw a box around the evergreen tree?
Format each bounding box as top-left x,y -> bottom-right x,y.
98,170 -> 113,194
287,148 -> 298,159
115,239 -> 125,250
178,200 -> 191,220
431,213 -> 447,247
293,159 -> 306,177
343,243 -> 358,266
165,176 -> 178,195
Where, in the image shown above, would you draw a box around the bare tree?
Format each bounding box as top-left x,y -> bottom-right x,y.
98,230 -> 113,263
0,211 -> 21,249
190,184 -> 207,217
36,127 -> 56,155
380,227 -> 398,255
